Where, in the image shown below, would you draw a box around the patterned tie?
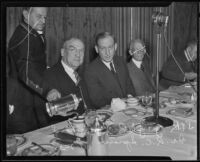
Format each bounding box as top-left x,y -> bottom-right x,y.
110,62 -> 116,75
73,71 -> 81,85
140,64 -> 144,72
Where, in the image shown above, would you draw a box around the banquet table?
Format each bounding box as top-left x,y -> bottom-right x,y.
13,83 -> 197,160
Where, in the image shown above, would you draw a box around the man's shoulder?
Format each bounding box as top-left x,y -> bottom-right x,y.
45,62 -> 61,74
85,57 -> 101,69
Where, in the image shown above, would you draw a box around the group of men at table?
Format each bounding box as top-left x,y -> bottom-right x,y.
6,7 -> 197,134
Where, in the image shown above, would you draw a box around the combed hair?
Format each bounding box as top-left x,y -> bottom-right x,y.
129,39 -> 145,50
95,32 -> 116,45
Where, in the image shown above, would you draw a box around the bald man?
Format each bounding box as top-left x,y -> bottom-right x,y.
43,38 -> 91,125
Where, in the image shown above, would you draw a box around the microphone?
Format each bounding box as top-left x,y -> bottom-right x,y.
152,11 -> 169,27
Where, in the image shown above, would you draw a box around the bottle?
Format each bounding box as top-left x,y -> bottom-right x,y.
87,117 -> 108,155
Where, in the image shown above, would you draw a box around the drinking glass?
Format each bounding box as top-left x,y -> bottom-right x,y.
6,135 -> 17,156
141,92 -> 153,109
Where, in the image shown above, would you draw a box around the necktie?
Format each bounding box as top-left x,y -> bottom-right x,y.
73,71 -> 80,85
140,64 -> 144,72
110,62 -> 116,74
39,34 -> 45,43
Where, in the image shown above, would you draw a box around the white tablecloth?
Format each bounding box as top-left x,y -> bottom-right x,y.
16,84 -> 197,160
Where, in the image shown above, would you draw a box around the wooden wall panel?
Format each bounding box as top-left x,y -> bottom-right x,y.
6,3 -> 197,74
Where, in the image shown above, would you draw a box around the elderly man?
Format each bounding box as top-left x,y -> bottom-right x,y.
7,7 -> 60,133
160,40 -> 197,89
43,38 -> 91,124
84,32 -> 135,109
127,39 -> 156,96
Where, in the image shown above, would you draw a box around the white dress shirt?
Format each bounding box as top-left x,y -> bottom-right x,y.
131,58 -> 142,69
61,60 -> 77,84
102,60 -> 116,72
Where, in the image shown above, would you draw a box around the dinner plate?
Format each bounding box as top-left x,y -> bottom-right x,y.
12,135 -> 27,148
122,108 -> 150,117
21,144 -> 60,156
166,108 -> 194,118
85,110 -> 113,127
107,123 -> 129,137
96,109 -> 113,121
122,108 -> 138,115
132,123 -> 163,135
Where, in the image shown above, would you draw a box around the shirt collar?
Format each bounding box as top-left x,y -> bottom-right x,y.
184,50 -> 190,62
61,60 -> 75,75
101,59 -> 115,71
131,58 -> 142,68
37,30 -> 43,34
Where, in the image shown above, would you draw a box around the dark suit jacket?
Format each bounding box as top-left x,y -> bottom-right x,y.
127,58 -> 156,96
7,77 -> 38,134
84,56 -> 135,109
160,53 -> 197,89
43,61 -> 91,125
7,21 -> 51,131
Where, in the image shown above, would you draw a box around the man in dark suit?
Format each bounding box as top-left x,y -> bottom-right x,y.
127,39 -> 156,96
84,32 -> 135,109
7,7 -> 61,132
43,38 -> 91,125
160,40 -> 197,89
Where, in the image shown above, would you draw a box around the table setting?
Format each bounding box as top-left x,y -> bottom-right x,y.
6,83 -> 197,159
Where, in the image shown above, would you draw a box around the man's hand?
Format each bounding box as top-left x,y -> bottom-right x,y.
184,72 -> 197,81
46,89 -> 61,101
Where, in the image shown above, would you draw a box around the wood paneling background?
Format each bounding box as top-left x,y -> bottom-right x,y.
6,2 -> 198,74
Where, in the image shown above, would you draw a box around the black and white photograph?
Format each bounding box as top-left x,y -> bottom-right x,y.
1,1 -> 199,160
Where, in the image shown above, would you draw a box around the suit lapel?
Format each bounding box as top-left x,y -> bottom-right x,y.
58,62 -> 77,87
112,57 -> 125,96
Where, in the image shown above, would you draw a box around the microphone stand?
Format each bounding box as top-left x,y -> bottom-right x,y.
143,24 -> 173,127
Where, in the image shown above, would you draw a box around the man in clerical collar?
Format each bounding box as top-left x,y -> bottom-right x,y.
7,7 -> 61,133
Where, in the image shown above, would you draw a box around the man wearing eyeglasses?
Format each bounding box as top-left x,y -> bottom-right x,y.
127,39 -> 156,96
160,40 -> 197,89
43,38 -> 91,125
84,32 -> 135,109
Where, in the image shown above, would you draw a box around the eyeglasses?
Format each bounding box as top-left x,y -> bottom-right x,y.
130,46 -> 146,54
64,46 -> 84,53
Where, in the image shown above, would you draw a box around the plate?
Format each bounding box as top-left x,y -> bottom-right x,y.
96,110 -> 113,121
166,108 -> 194,118
21,144 -> 60,156
122,108 -> 150,117
85,110 -> 113,127
132,123 -> 163,135
13,135 -> 27,148
107,123 -> 129,137
122,108 -> 138,115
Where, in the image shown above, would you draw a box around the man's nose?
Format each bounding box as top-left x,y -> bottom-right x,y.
40,17 -> 46,24
105,48 -> 110,55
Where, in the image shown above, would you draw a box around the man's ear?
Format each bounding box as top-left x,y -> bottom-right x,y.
61,48 -> 64,57
114,43 -> 117,51
22,10 -> 29,22
95,45 -> 99,54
